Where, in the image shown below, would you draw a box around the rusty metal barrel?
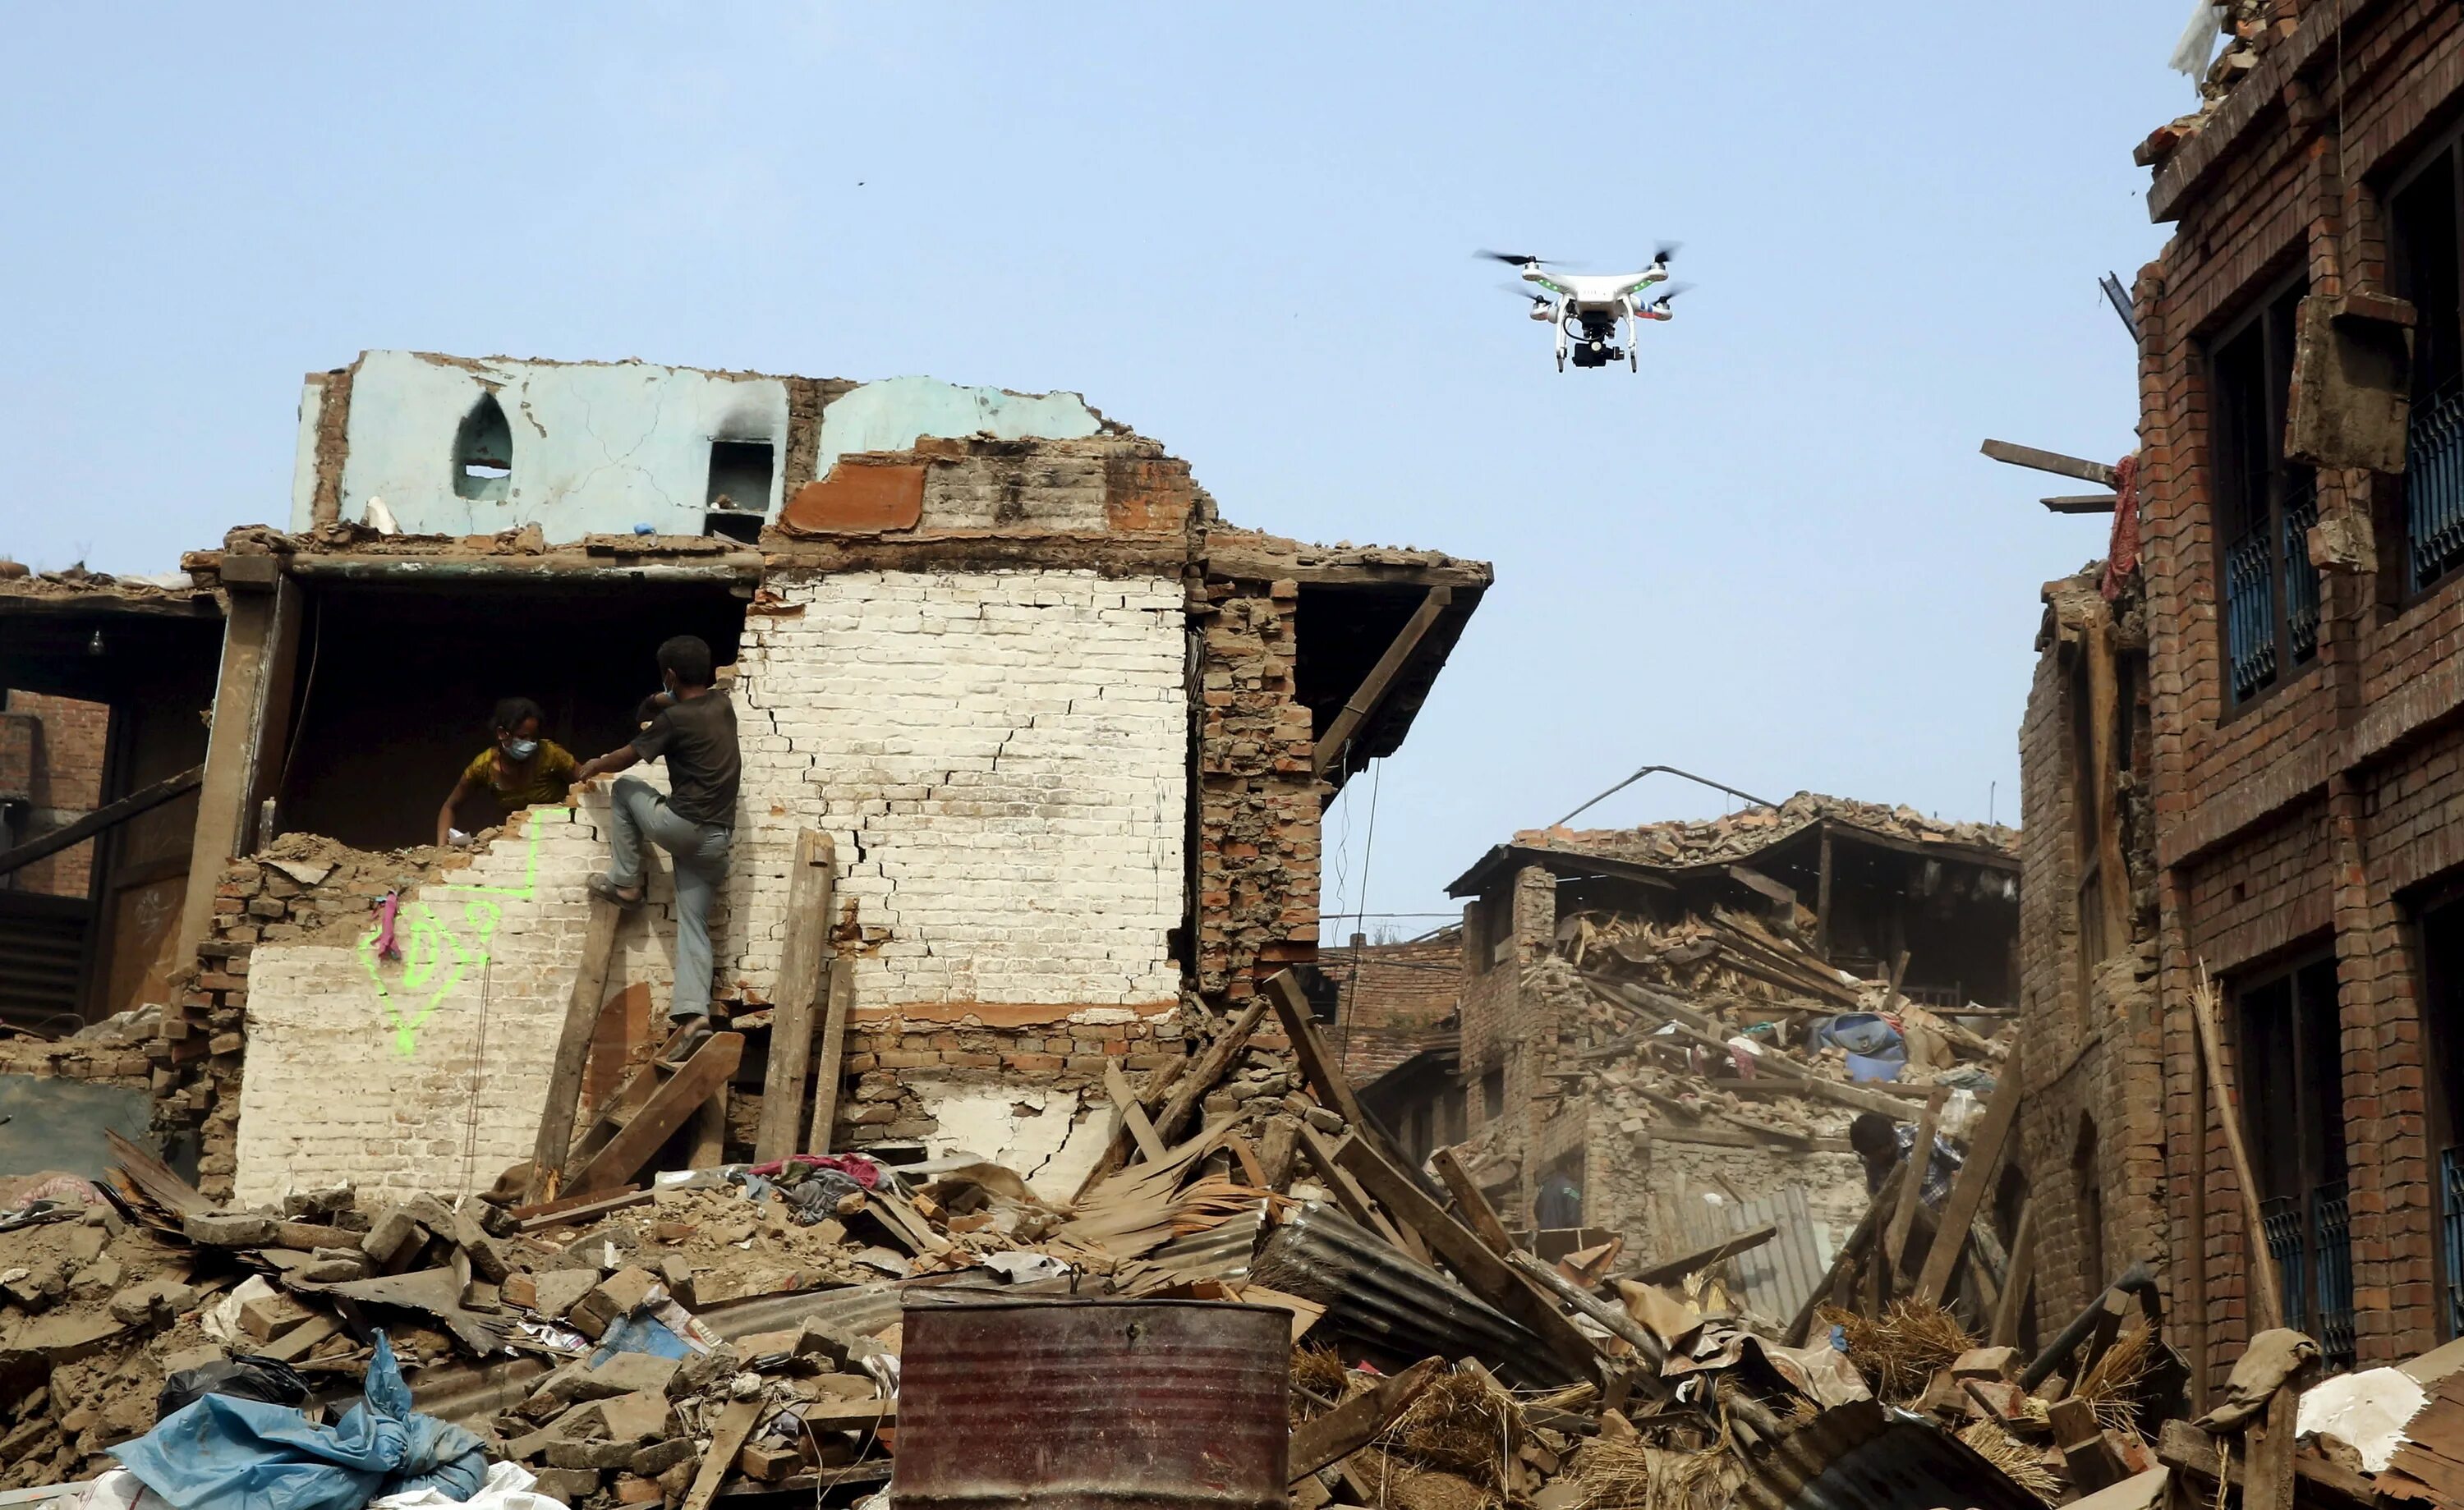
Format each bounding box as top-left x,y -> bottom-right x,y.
894,1297 -> 1289,1510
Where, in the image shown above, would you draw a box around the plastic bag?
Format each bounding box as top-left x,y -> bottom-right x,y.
158,1355 -> 314,1420
112,1333 -> 485,1510
372,1460 -> 571,1510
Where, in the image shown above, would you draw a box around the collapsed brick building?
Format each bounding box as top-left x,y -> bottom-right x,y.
2013,0 -> 2464,1398
0,351 -> 1488,1205
1323,929 -> 1465,1167
1437,796 -> 2020,1310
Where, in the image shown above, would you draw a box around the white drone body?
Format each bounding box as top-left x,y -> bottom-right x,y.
1487,249 -> 1683,371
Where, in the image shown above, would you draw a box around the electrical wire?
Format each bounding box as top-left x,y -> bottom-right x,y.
1334,760 -> 1384,1067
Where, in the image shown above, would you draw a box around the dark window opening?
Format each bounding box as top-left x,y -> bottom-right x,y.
704,440 -> 776,541
2071,654 -> 2108,1017
2415,892 -> 2464,1338
2073,1115 -> 2106,1299
2393,134 -> 2464,594
2236,952 -> 2355,1370
0,610 -> 220,1034
275,581 -> 747,851
2209,278 -> 2318,706
453,393 -> 514,504
1481,1067 -> 1505,1122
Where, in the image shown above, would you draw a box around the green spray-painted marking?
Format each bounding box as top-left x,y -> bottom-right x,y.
354,812 -> 546,1055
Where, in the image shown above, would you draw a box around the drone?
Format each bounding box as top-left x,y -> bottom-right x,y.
1483,246 -> 1687,370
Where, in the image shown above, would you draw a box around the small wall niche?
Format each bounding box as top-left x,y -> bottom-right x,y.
453,393 -> 513,503
704,439 -> 775,542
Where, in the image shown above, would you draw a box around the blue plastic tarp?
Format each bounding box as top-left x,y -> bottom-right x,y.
112,1333 -> 485,1510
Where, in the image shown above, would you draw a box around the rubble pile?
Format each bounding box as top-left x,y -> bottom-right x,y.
1518,791 -> 2015,871
12,955 -> 2452,1510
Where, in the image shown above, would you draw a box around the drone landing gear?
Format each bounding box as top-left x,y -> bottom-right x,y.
1556,350 -> 1565,372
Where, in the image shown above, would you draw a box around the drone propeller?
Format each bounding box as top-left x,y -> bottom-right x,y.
1478,249 -> 1549,267
1496,281 -> 1552,301
1649,281 -> 1694,310
1652,240 -> 1685,268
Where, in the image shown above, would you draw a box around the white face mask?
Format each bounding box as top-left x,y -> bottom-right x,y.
501,737 -> 540,761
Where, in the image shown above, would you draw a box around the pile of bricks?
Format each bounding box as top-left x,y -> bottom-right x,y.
834,1013 -> 1189,1148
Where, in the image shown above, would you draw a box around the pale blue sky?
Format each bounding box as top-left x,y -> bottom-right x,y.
0,6 -> 2197,931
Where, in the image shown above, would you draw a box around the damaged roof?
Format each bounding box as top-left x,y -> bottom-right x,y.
1448,791 -> 2018,897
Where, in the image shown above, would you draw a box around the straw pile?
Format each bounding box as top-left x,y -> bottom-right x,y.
1383,1365 -> 1524,1484
1818,1298 -> 1977,1401
2073,1324 -> 2155,1433
1958,1421 -> 2059,1502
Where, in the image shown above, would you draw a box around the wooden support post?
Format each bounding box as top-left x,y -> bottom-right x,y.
754,830 -> 835,1163
176,569 -> 301,959
1814,824 -> 1835,958
688,1085 -> 726,1169
1990,1198 -> 2036,1347
1266,970 -> 1404,1164
1311,587 -> 1451,778
809,940 -> 854,1154
2193,972 -> 2287,1330
526,894 -> 625,1202
1914,1047 -> 2025,1306
1431,1146 -> 1516,1256
1629,1225 -> 1777,1287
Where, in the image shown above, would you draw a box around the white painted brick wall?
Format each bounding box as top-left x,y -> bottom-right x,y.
234,568 -> 1189,1201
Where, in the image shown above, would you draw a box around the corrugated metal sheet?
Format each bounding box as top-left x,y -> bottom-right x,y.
1147,1203 -> 1266,1284
1684,1186 -> 1832,1326
1252,1203 -> 1572,1387
1739,1400 -> 2043,1510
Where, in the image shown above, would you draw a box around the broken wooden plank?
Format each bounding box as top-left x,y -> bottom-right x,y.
1266,971 -> 1392,1161
1628,1224 -> 1777,1287
1294,1125 -> 1415,1255
1913,1046 -> 2024,1306
809,939 -> 854,1154
1073,1002 -> 1250,1200
681,1400 -> 765,1510
2044,493 -> 2121,514
1786,1164 -> 1901,1346
2156,1419 -> 2375,1510
1980,438 -> 2119,488
1430,1147 -> 1517,1258
2194,972 -> 2287,1329
753,830 -> 834,1163
526,893 -> 626,1202
105,1129 -> 210,1218
1105,1058 -> 1168,1164
1881,1089 -> 1947,1281
512,1186 -> 647,1228
568,1033 -> 744,1196
1330,1135 -> 1605,1383
1288,1356 -> 1446,1480
0,764 -> 202,879
1312,586 -> 1451,778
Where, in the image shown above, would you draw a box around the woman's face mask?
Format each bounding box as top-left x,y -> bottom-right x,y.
501,736 -> 540,761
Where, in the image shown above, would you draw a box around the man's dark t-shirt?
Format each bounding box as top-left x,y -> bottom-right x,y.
632,691 -> 740,827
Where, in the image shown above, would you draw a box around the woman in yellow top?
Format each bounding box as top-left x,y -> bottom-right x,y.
434,697 -> 580,847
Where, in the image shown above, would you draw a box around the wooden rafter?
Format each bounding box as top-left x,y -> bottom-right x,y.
1312,586 -> 1451,778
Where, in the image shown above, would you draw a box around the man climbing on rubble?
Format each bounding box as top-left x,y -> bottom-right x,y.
434,696 -> 579,848
1849,1110 -> 1962,1209
571,635 -> 740,1052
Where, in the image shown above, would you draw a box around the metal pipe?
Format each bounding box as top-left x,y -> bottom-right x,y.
1552,764 -> 1778,828
2018,1260 -> 2158,1390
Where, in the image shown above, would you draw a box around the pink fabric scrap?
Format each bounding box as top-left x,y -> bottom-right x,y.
374,891 -> 403,961
747,1153 -> 883,1188
2101,453 -> 2141,600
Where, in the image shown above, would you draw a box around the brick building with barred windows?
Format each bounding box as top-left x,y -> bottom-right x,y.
2018,0 -> 2464,1403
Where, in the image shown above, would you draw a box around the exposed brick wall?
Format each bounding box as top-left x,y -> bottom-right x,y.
1193,576 -> 1322,1003
2,691 -> 110,897
2131,0 -> 2464,1384
223,567 -> 1193,1203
